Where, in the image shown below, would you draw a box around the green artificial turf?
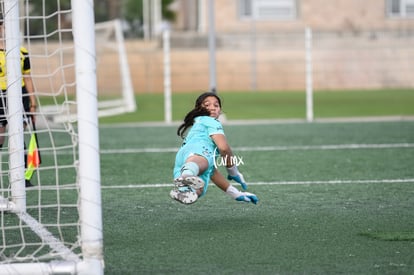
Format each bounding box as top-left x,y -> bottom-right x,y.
3,95 -> 414,274
95,89 -> 414,124
96,121 -> 414,274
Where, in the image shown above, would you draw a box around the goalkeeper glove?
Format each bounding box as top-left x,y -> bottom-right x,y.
226,165 -> 247,190
235,192 -> 259,204
226,185 -> 259,205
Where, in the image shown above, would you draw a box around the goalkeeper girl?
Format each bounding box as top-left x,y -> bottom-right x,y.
170,92 -> 258,205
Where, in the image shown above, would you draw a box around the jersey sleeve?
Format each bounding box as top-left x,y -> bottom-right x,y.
20,47 -> 31,74
203,116 -> 224,136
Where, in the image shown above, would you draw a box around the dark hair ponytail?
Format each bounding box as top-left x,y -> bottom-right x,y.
177,107 -> 210,138
177,92 -> 222,138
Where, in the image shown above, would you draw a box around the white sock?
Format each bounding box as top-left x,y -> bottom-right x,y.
180,162 -> 199,177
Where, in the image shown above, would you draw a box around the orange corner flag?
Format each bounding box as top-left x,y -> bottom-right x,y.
25,133 -> 41,180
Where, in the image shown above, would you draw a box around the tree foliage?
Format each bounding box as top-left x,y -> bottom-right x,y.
123,0 -> 176,22
23,0 -> 176,39
24,0 -> 72,39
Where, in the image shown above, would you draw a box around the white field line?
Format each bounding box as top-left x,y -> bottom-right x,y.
100,116 -> 414,128
101,178 -> 414,189
99,143 -> 414,154
31,143 -> 414,156
99,143 -> 414,189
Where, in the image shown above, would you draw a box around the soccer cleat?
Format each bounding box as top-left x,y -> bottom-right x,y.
174,176 -> 205,191
170,186 -> 198,204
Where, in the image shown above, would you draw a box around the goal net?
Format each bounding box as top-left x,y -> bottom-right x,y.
0,0 -> 104,274
39,18 -> 136,124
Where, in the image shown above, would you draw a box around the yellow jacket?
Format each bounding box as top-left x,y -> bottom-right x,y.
0,46 -> 31,91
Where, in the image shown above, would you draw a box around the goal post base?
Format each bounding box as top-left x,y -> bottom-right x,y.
0,259 -> 104,275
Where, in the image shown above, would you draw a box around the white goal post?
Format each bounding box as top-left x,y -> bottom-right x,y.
0,0 -> 104,274
95,19 -> 136,113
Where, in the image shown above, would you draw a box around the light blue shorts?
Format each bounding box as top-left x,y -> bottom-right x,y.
173,143 -> 216,197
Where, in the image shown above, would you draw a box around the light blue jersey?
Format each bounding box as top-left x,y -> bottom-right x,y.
174,116 -> 224,196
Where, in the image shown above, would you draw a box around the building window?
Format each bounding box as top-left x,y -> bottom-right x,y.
239,0 -> 297,20
387,0 -> 414,18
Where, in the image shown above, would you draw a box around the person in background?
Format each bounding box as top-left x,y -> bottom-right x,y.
0,14 -> 37,187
